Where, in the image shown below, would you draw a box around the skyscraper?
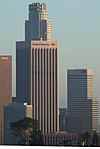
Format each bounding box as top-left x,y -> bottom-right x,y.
16,2 -> 52,103
0,56 -> 12,144
67,69 -> 98,132
25,3 -> 52,41
16,41 -> 30,104
16,3 -> 59,133
30,40 -> 59,133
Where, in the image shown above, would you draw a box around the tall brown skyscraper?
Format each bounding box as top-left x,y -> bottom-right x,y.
0,56 -> 12,143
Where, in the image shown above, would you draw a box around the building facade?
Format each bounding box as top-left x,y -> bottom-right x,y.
25,3 -> 52,41
43,132 -> 78,146
31,40 -> 59,133
67,69 -> 98,132
0,56 -> 12,144
3,103 -> 32,144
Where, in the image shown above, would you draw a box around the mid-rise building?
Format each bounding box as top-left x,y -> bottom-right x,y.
0,56 -> 12,144
43,132 -> 79,146
67,69 -> 98,132
3,103 -> 32,144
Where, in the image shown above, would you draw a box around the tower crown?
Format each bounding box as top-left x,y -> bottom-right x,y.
29,3 -> 47,12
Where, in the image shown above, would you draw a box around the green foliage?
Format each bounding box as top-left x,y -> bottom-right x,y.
92,131 -> 98,146
79,131 -> 91,146
80,130 -> 99,147
10,117 -> 43,145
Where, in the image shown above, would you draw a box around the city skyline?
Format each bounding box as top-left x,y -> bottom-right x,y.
0,1 -> 99,146
0,0 -> 100,108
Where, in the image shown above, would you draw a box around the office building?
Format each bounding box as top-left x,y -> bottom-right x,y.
31,40 -> 59,133
25,3 -> 52,41
67,69 -> 98,132
16,40 -> 59,133
16,3 -> 59,134
16,3 -> 52,103
16,41 -> 30,104
0,56 -> 12,144
3,103 -> 32,144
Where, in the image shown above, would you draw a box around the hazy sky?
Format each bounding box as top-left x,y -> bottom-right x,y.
0,0 -> 100,108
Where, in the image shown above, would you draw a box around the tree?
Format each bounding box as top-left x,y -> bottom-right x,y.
10,117 -> 43,145
92,131 -> 98,146
80,131 -> 91,146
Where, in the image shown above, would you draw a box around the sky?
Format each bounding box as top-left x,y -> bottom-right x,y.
0,0 -> 100,108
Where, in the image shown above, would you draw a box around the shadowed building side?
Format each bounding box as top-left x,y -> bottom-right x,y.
16,41 -> 31,104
